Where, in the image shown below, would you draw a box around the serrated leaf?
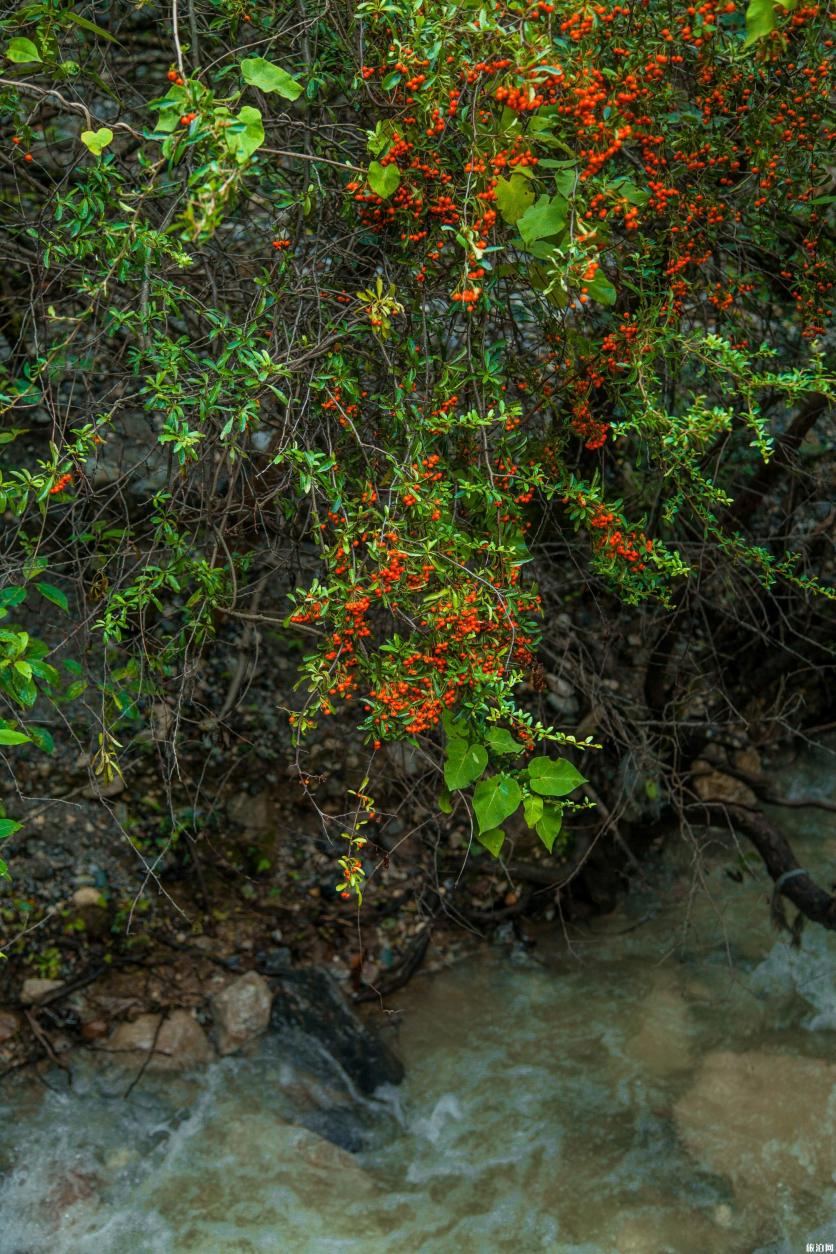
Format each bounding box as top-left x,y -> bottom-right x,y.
473,773 -> 521,833
6,37 -> 41,63
0,818 -> 22,840
535,805 -> 563,853
495,175 -> 536,225
444,738 -> 488,790
476,827 -> 505,858
35,582 -> 69,613
523,794 -> 544,827
528,757 -> 586,797
485,727 -> 522,756
81,127 -> 113,156
0,728 -> 29,745
241,57 -> 303,100
367,161 -> 401,199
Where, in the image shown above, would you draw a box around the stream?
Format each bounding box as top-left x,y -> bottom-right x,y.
1,745 -> 834,1253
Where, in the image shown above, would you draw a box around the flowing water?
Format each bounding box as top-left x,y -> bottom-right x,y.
1,747 -> 834,1253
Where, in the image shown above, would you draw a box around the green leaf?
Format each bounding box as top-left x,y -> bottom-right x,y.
517,195 -> 567,246
485,727 -> 522,756
367,161 -> 401,199
475,827 -> 505,858
535,805 -> 563,853
241,57 -> 303,100
0,729 -> 30,746
0,587 -> 26,609
523,794 -> 544,827
528,757 -> 586,797
495,175 -> 536,225
438,787 -> 453,815
81,127 -> 113,156
35,582 -> 69,613
444,738 -> 488,790
27,726 -> 54,754
586,268 -> 617,306
743,0 -> 776,45
64,10 -> 120,43
0,819 -> 21,840
6,37 -> 41,63
473,773 -> 521,833
224,106 -> 264,164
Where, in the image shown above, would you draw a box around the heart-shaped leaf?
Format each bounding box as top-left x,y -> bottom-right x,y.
223,106 -> 264,164
523,794 -> 544,827
517,194 -> 567,246
6,37 -> 41,63
368,161 -> 401,199
535,804 -> 563,853
528,757 -> 586,797
444,737 -> 488,791
476,827 -> 505,858
473,773 -> 521,833
495,174 -> 535,225
485,727 -> 522,756
81,127 -> 113,156
241,57 -> 303,100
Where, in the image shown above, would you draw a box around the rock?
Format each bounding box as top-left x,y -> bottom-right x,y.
21,978 -> 65,1005
0,1009 -> 21,1042
82,774 -> 125,799
227,790 -> 274,831
692,762 -> 758,807
546,673 -> 575,699
71,886 -> 104,909
96,1010 -> 214,1070
271,968 -> 404,1095
80,1018 -> 109,1041
674,1050 -> 836,1207
732,746 -> 762,776
211,971 -> 273,1055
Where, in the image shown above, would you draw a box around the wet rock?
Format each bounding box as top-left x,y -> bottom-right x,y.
674,1050 -> 836,1206
692,762 -> 758,807
624,971 -> 693,1076
80,1018 -> 109,1041
0,1009 -> 21,1042
271,969 -> 404,1095
732,746 -> 762,776
211,971 -> 273,1055
96,1010 -> 214,1070
21,978 -> 65,1005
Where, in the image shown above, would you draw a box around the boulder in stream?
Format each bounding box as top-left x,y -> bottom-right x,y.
270,969 -> 404,1095
211,971 -> 273,1055
96,1009 -> 214,1070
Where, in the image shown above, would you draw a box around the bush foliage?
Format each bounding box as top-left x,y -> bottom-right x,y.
0,0 -> 833,893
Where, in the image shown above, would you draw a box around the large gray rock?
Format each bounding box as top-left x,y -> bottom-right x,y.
96,1010 -> 214,1070
211,971 -> 273,1055
21,978 -> 65,1005
270,969 -> 404,1095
